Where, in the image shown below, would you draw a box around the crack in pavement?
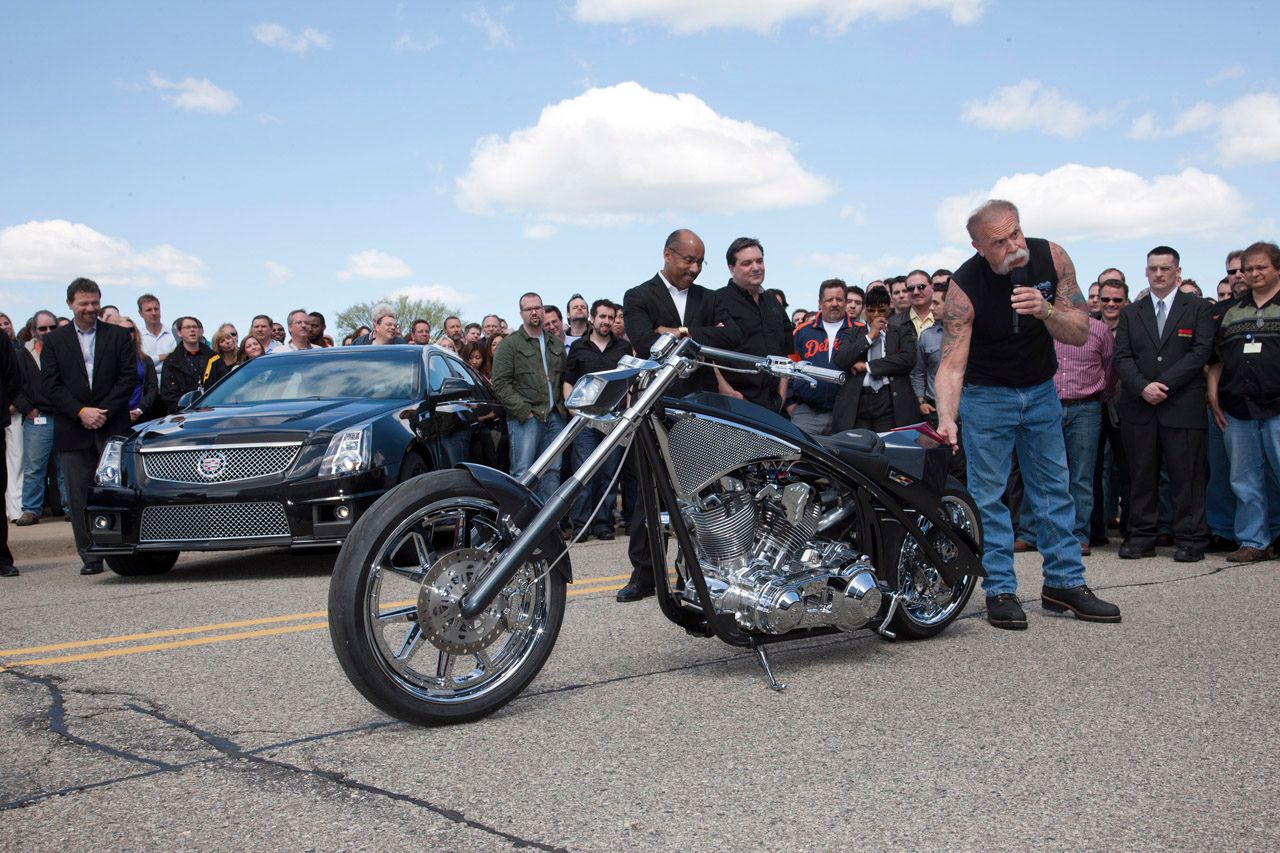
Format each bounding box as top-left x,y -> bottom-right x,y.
127,704 -> 567,851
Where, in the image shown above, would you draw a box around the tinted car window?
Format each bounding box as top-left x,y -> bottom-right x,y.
200,350 -> 421,405
445,356 -> 479,389
427,354 -> 452,394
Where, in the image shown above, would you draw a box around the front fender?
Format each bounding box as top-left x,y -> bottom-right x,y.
456,463 -> 572,582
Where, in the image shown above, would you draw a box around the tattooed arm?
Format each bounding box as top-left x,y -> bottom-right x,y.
1044,242 -> 1089,346
934,284 -> 973,452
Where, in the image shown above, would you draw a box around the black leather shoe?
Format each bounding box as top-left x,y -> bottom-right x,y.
1041,585 -> 1121,622
80,563 -> 104,576
593,528 -> 615,541
985,594 -> 1027,630
0,564 -> 18,577
616,581 -> 654,603
1207,534 -> 1238,553
1173,547 -> 1204,563
1118,542 -> 1155,559
1155,533 -> 1175,547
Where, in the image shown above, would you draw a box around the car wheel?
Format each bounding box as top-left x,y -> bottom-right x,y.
106,551 -> 180,576
397,451 -> 430,484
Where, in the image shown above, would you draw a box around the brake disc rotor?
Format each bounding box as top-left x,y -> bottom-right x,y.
417,548 -> 507,655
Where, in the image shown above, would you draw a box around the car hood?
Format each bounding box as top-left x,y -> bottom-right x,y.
132,398 -> 409,448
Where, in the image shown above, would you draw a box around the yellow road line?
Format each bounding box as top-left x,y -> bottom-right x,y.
0,578 -> 639,669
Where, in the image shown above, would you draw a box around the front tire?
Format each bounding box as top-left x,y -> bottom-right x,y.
328,470 -> 566,726
889,489 -> 980,639
106,551 -> 180,576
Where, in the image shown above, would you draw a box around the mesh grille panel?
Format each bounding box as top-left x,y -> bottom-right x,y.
140,502 -> 291,542
142,445 -> 301,484
664,415 -> 799,496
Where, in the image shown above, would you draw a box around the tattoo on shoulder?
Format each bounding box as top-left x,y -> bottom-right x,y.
1050,241 -> 1086,306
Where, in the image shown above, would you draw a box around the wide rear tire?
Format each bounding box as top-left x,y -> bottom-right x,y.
328,470 -> 566,726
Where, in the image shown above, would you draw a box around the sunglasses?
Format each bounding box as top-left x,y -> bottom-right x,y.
1099,297 -> 1125,304
36,325 -> 57,331
905,284 -> 929,292
1227,268 -> 1242,275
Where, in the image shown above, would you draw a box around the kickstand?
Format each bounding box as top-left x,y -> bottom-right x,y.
750,639 -> 787,692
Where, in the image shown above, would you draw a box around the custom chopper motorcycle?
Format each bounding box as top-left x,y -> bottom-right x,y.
328,333 -> 984,726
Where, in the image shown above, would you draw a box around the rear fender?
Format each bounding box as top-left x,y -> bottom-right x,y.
456,463 -> 571,582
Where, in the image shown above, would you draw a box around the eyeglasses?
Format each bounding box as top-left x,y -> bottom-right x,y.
36,325 -> 57,331
1227,268 -> 1242,275
520,305 -> 544,313
1099,297 -> 1125,304
864,307 -> 890,315
905,284 -> 929,293
666,251 -> 704,265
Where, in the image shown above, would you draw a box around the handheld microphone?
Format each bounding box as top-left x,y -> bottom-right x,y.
1011,265 -> 1027,334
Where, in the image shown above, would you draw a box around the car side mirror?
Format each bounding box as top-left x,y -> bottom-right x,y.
177,390 -> 199,411
433,377 -> 473,399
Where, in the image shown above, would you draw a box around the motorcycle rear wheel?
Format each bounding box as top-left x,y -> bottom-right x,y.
890,489 -> 980,639
328,470 -> 566,726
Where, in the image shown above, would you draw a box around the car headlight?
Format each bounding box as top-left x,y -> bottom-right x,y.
95,437 -> 126,486
319,426 -> 371,477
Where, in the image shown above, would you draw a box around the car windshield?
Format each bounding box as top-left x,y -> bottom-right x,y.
198,349 -> 422,405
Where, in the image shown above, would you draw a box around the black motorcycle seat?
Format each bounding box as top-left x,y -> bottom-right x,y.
816,429 -> 889,477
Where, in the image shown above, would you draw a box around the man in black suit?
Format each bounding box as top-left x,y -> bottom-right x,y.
41,278 -> 137,575
616,228 -> 741,602
831,287 -> 918,432
1113,246 -> 1215,562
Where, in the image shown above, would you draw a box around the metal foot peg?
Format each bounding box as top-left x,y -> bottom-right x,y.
875,592 -> 900,640
751,640 -> 786,692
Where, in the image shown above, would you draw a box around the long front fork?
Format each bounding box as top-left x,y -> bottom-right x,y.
458,360 -> 684,619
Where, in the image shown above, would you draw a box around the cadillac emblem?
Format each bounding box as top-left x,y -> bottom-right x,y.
196,451 -> 228,480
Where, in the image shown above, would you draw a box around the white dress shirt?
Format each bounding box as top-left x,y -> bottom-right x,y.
659,271 -> 688,325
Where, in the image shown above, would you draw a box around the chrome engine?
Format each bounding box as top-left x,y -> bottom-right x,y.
679,475 -> 882,634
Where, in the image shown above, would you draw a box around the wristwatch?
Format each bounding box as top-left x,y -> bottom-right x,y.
1043,302 -> 1055,321
678,326 -> 689,338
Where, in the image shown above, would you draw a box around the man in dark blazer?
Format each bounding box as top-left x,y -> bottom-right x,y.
41,278 -> 137,575
617,228 -> 741,602
1113,246 -> 1215,562
831,286 -> 919,432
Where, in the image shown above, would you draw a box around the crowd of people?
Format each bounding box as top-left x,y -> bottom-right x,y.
3,209 -> 1278,638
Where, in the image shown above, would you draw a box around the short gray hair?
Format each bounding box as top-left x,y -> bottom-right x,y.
371,302 -> 396,324
966,199 -> 1020,241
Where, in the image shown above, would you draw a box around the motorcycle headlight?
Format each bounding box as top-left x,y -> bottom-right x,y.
319,426 -> 371,477
95,437 -> 126,486
565,375 -> 608,410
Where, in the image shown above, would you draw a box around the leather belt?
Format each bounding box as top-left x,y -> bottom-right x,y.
1061,392 -> 1102,406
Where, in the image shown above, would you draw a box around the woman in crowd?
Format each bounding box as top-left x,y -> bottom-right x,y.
118,319 -> 160,422
459,340 -> 490,378
486,333 -> 504,364
433,335 -> 457,352
238,334 -> 265,362
203,323 -> 241,385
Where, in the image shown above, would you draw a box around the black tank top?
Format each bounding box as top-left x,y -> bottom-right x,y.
952,237 -> 1058,387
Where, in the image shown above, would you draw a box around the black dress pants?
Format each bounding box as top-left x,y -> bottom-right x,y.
1120,420 -> 1208,551
60,442 -> 108,570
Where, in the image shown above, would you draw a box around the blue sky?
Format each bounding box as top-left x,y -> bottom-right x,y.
3,1 -> 1277,332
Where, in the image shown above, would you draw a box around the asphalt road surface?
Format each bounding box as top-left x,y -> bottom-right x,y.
2,519 -> 1277,851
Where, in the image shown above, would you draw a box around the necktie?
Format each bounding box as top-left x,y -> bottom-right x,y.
1155,299 -> 1166,337
868,335 -> 886,391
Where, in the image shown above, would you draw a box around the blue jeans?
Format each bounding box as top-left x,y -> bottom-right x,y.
569,427 -> 621,533
960,380 -> 1085,596
1205,412 -> 1235,538
20,416 -> 68,515
1017,400 -> 1101,547
508,411 -> 565,503
1222,413 -> 1280,549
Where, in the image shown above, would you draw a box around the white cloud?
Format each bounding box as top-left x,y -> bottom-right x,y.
264,260 -> 294,283
934,164 -> 1248,244
256,112 -> 283,125
456,82 -> 833,226
395,31 -> 440,52
522,222 -> 558,239
253,23 -> 331,53
337,250 -> 413,280
1128,93 -> 1280,166
962,80 -> 1105,138
806,246 -> 969,282
1207,65 -> 1244,85
573,0 -> 985,34
148,72 -> 238,114
0,220 -> 209,289
466,7 -> 512,48
839,203 -> 867,225
391,284 -> 469,305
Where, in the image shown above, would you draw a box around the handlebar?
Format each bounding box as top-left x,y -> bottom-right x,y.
696,345 -> 845,386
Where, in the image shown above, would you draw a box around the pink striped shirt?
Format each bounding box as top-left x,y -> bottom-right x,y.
1053,315 -> 1114,401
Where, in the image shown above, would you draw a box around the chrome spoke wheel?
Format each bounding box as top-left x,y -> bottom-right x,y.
894,494 -> 980,632
363,498 -> 554,705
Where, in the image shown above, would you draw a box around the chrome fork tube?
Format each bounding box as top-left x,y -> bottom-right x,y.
459,358 -> 686,619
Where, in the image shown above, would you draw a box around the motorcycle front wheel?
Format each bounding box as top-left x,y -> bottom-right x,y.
890,489 -> 981,639
328,470 -> 566,726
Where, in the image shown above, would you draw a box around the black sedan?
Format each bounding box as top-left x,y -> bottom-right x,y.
87,345 -> 507,575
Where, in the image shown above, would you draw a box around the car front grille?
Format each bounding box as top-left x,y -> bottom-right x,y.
141,444 -> 301,484
139,502 -> 291,542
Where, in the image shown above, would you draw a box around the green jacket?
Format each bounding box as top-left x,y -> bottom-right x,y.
491,327 -> 566,422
